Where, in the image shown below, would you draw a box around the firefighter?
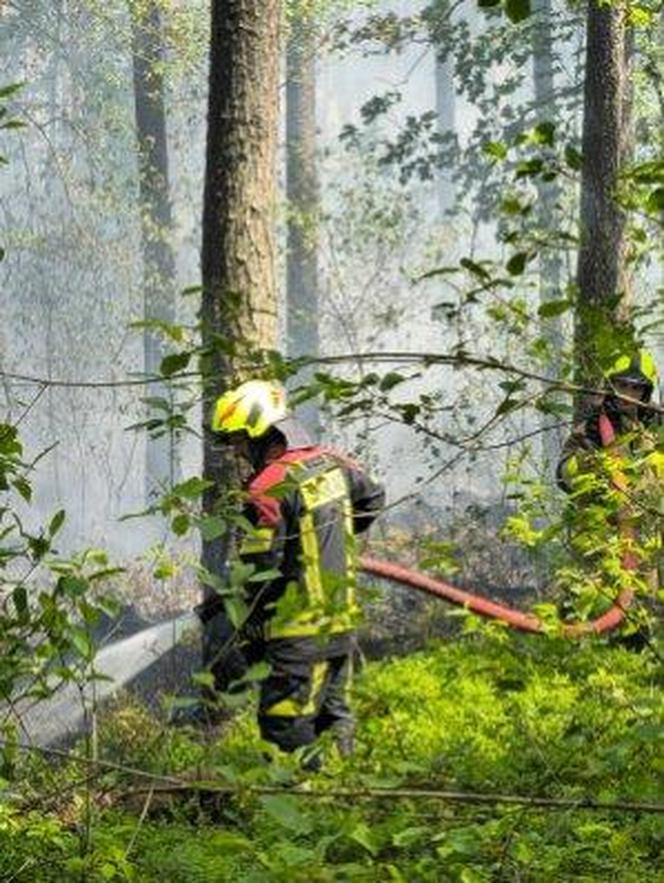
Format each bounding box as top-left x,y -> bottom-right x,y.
203,379 -> 385,762
557,349 -> 661,493
556,349 -> 663,629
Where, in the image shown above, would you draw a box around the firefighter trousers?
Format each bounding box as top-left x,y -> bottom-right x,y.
258,640 -> 354,753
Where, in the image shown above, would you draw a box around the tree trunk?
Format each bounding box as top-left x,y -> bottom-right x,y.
531,0 -> 564,465
286,8 -> 319,437
200,0 -> 280,586
434,49 -> 455,217
575,0 -> 633,403
130,0 -> 178,501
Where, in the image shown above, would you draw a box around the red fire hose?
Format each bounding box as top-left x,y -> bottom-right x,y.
358,555 -> 633,636
359,415 -> 637,637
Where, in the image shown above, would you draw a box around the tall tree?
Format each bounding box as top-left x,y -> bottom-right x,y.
200,0 -> 280,587
286,5 -> 320,436
531,0 -> 564,464
130,0 -> 178,500
434,45 -> 455,216
575,0 -> 634,401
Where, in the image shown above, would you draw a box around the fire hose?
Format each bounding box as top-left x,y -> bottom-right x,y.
360,414 -> 637,636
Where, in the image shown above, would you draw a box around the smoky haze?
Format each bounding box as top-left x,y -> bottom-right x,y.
0,0 -> 660,572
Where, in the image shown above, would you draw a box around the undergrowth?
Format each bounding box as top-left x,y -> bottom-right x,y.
1,630 -> 662,882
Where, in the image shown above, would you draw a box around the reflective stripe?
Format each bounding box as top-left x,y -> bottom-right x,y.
300,511 -> 324,604
342,495 -> 356,609
264,661 -> 329,717
300,467 -> 347,510
266,616 -> 355,639
239,526 -> 274,555
266,460 -> 360,640
342,654 -> 353,705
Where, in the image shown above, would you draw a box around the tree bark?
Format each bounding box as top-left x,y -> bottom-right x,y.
531,0 -> 564,465
286,8 -> 320,436
130,0 -> 178,501
575,0 -> 634,402
200,0 -> 280,584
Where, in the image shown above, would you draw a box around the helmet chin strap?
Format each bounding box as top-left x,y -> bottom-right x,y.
246,427 -> 287,470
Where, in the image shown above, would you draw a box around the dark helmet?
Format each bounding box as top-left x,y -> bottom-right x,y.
604,350 -> 658,403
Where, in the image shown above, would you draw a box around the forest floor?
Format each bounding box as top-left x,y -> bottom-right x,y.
1,627 -> 662,882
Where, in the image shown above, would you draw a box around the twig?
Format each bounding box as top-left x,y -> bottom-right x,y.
4,858 -> 35,883
124,783 -> 155,860
114,782 -> 664,815
0,369 -> 199,390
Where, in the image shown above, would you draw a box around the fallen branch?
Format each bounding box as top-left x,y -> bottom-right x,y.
3,741 -> 662,815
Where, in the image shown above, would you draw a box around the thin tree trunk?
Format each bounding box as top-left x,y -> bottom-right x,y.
434,50 -> 455,217
130,0 -> 178,501
574,0 -> 634,407
286,8 -> 319,436
45,0 -> 65,508
200,0 -> 280,585
531,0 -> 564,465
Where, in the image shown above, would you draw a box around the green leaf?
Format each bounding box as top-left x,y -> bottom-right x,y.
153,560 -> 175,579
460,257 -> 492,281
191,670 -> 216,688
12,476 -> 31,502
12,585 -> 28,619
535,398 -> 572,416
243,660 -> 272,681
171,513 -> 190,536
131,318 -> 185,343
260,794 -> 312,833
199,515 -> 226,541
482,140 -> 507,160
538,299 -> 572,318
379,372 -> 406,392
646,187 -> 664,213
69,626 -> 94,661
501,196 -> 527,215
48,509 -> 66,537
506,252 -> 529,276
0,83 -> 24,99
173,476 -> 213,499
349,822 -> 379,856
246,568 -> 282,583
515,158 -> 544,178
28,534 -> 50,561
532,121 -> 555,146
505,0 -> 531,23
494,397 -> 521,417
60,575 -> 88,598
141,396 -> 172,412
208,831 -> 252,852
159,351 -> 191,377
564,144 -> 582,171
416,264 -> 459,282
498,379 -> 526,393
223,595 -> 248,628
392,826 -> 431,848
399,403 -> 420,425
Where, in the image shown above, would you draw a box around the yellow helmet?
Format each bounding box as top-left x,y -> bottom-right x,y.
211,380 -> 289,438
605,349 -> 658,393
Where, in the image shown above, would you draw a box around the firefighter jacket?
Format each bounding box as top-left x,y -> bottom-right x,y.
557,405 -> 664,495
556,405 -> 664,590
237,445 -> 385,646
